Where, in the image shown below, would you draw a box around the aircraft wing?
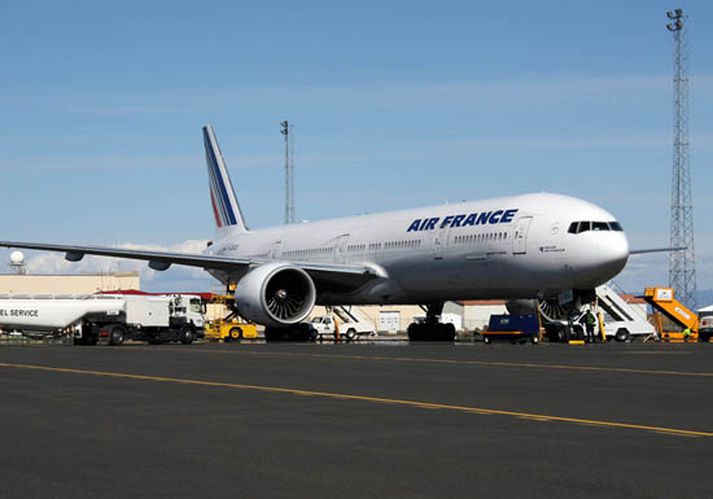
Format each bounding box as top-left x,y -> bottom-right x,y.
0,241 -> 382,290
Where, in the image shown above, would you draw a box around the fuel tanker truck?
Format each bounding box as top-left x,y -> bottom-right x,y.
0,293 -> 205,345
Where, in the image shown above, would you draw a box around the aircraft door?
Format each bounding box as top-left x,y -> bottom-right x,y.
269,241 -> 282,260
433,225 -> 448,260
512,216 -> 533,255
334,233 -> 350,264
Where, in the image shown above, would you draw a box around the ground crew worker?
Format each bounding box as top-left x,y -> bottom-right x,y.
334,317 -> 340,343
682,326 -> 692,342
584,309 -> 597,343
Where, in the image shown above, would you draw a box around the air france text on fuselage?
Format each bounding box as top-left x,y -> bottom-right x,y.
406,209 -> 519,232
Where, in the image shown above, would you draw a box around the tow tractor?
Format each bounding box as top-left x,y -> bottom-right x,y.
203,293 -> 258,342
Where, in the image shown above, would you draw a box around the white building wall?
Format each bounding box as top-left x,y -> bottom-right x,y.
0,272 -> 141,295
463,304 -> 508,331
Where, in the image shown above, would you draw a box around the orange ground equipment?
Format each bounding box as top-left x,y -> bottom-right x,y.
643,287 -> 699,343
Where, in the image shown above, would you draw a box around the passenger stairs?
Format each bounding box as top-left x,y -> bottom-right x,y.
596,283 -> 648,322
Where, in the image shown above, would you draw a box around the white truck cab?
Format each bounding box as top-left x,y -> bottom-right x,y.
170,295 -> 206,329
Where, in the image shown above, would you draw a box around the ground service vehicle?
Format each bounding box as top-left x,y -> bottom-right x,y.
698,306 -> 713,342
203,293 -> 258,342
644,287 -> 700,342
309,307 -> 375,341
204,317 -> 258,342
482,314 -> 541,344
0,293 -> 205,345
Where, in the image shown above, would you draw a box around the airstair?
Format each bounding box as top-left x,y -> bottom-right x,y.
643,287 -> 699,342
596,283 -> 656,341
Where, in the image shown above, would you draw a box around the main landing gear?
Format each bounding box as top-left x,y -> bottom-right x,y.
264,324 -> 317,342
407,303 -> 456,342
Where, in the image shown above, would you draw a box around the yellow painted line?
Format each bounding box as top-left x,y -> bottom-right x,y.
0,361 -> 710,438
129,346 -> 713,379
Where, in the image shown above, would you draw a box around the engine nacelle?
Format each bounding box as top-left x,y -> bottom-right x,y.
506,299 -> 538,316
235,262 -> 317,327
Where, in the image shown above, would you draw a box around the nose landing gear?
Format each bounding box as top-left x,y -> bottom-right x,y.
407,303 -> 457,342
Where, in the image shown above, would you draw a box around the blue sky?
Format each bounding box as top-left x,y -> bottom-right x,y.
1,0 -> 712,294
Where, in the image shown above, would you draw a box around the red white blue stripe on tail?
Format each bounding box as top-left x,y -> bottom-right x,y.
203,124 -> 247,232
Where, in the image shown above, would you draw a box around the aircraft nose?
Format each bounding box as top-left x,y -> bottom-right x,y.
598,232 -> 629,277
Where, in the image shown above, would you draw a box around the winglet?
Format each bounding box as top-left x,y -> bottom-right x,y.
202,124 -> 248,233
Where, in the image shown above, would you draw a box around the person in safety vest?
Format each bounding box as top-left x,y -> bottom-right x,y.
583,310 -> 597,343
682,326 -> 692,342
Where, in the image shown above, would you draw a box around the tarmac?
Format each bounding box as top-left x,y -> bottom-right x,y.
0,341 -> 712,498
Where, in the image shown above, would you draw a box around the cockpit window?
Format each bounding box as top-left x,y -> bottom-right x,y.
568,221 -> 623,234
592,222 -> 608,231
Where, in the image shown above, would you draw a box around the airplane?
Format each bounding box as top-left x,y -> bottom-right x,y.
0,124 -> 640,341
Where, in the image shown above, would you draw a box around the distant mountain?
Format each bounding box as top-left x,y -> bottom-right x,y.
694,290 -> 713,309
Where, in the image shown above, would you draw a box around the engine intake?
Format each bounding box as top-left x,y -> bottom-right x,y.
236,262 -> 316,327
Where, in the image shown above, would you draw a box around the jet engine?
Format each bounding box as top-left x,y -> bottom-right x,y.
235,262 -> 317,327
505,299 -> 538,316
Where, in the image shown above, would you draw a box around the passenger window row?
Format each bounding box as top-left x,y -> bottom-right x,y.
347,244 -> 367,252
568,221 -> 623,234
454,232 -> 508,244
384,239 -> 422,250
283,246 -> 334,258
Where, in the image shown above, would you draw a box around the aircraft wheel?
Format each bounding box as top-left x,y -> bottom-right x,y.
407,323 -> 421,341
264,327 -> 286,342
307,328 -> 318,342
483,336 -> 492,344
443,323 -> 456,341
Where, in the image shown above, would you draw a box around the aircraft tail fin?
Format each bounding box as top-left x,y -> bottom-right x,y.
202,124 -> 248,233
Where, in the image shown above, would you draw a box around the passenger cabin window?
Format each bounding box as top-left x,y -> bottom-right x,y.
568,221 -> 624,234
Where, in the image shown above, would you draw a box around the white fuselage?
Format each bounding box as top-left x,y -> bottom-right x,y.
204,193 -> 629,305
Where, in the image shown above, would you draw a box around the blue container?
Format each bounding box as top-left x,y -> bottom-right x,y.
487,314 -> 539,336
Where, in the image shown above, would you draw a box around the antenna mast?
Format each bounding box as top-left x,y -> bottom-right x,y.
281,120 -> 295,224
666,8 -> 696,308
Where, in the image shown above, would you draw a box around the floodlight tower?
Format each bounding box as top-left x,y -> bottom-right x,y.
281,120 -> 295,224
666,8 -> 696,308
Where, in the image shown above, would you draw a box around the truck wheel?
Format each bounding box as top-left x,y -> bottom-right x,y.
615,328 -> 630,342
109,326 -> 125,346
345,328 -> 357,342
229,327 -> 243,341
180,326 -> 196,345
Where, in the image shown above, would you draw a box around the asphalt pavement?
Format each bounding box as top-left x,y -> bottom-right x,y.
0,341 -> 711,498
